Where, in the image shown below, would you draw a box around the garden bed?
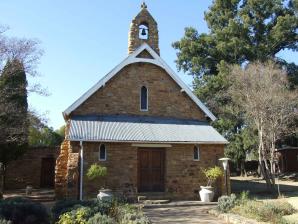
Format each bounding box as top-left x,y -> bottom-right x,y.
214,192 -> 298,224
0,197 -> 151,224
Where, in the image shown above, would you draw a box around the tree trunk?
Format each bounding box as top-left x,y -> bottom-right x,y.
240,160 -> 246,177
0,163 -> 5,199
258,124 -> 275,192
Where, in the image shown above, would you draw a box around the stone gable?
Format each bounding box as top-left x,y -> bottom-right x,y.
72,62 -> 206,121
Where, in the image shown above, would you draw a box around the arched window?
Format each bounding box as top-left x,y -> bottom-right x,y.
140,86 -> 148,111
139,23 -> 149,40
99,144 -> 106,161
193,145 -> 200,161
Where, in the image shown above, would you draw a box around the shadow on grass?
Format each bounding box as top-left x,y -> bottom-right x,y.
231,179 -> 298,199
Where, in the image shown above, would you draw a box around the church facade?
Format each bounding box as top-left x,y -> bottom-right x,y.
55,3 -> 228,200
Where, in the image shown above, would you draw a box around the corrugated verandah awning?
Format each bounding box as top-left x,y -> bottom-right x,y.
67,115 -> 228,144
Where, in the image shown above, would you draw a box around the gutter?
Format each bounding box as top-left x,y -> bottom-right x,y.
79,141 -> 84,201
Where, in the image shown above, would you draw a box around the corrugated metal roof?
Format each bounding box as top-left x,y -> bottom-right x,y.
67,115 -> 228,144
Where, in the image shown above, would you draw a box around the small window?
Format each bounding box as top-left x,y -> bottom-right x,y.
193,146 -> 200,161
99,144 -> 106,161
140,86 -> 148,111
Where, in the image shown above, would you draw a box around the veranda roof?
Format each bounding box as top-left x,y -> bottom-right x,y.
67,115 -> 228,144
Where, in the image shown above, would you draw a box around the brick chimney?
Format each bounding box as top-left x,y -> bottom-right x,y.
128,2 -> 160,55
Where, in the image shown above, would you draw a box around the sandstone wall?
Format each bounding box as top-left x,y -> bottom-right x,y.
5,147 -> 59,189
72,63 -> 206,121
55,140 -> 80,200
165,144 -> 225,199
80,142 -> 225,200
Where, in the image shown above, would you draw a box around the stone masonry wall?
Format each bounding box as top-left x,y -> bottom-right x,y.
6,147 -> 59,189
128,4 -> 159,55
55,140 -> 80,200
72,63 -> 206,121
165,144 -> 225,199
80,142 -> 138,199
81,142 -> 225,200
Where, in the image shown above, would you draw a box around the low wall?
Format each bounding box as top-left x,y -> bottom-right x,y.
5,147 -> 59,189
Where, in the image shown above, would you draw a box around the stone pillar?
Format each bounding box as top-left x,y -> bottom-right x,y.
55,140 -> 70,199
66,152 -> 79,199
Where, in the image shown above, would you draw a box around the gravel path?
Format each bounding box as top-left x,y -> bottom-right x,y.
144,205 -> 226,224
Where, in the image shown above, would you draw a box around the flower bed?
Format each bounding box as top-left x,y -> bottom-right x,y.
53,198 -> 151,224
216,192 -> 297,224
0,197 -> 151,224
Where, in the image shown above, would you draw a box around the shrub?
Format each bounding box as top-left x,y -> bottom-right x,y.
52,199 -> 95,221
0,219 -> 12,224
56,199 -> 117,223
119,213 -> 151,224
87,213 -> 115,224
257,200 -> 295,221
217,194 -> 237,213
202,166 -> 223,186
0,197 -> 50,224
238,191 -> 249,204
87,164 -> 107,180
56,199 -> 151,224
57,206 -> 92,224
113,204 -> 151,224
231,199 -> 296,223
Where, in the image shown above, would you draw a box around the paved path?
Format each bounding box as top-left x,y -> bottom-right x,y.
144,205 -> 226,224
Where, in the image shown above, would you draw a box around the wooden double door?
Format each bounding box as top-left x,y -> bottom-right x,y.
138,148 -> 165,192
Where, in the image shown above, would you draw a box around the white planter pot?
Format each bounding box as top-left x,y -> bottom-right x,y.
199,186 -> 214,202
97,189 -> 113,201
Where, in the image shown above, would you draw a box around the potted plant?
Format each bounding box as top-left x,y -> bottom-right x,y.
86,164 -> 112,201
199,166 -> 223,202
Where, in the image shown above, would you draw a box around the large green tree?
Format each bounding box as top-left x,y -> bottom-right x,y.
173,0 -> 298,163
28,112 -> 64,147
0,60 -> 28,194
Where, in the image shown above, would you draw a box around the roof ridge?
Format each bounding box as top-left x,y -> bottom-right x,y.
63,43 -> 216,121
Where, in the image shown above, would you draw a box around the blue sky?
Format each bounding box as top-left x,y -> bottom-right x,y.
1,1 -> 297,129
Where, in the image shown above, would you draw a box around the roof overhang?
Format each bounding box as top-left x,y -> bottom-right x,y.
63,43 -> 217,121
67,116 -> 228,144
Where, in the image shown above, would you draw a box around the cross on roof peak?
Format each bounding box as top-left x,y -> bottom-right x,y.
141,2 -> 147,9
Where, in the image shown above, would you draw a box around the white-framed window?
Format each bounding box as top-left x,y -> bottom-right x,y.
99,144 -> 107,161
140,86 -> 148,111
193,145 -> 200,161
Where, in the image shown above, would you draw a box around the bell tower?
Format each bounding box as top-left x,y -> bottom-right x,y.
128,2 -> 160,55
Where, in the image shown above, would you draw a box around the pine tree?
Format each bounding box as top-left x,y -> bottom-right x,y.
0,59 -> 28,195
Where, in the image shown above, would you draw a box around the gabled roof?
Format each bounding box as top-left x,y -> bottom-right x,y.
63,43 -> 216,121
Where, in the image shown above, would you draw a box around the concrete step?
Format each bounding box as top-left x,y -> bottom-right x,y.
141,199 -> 170,204
137,192 -> 171,204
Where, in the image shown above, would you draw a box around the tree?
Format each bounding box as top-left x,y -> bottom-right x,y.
0,60 -> 28,195
0,26 -> 45,95
225,127 -> 258,176
28,112 -> 64,147
173,0 -> 297,79
228,61 -> 298,190
0,25 -> 43,196
173,0 -> 298,169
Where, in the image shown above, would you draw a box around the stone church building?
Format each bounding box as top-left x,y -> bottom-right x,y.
55,3 -> 228,200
